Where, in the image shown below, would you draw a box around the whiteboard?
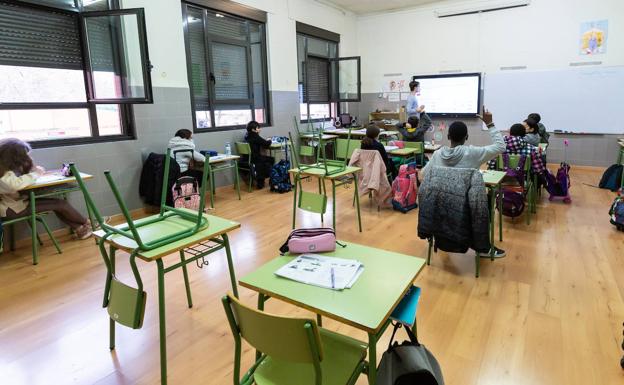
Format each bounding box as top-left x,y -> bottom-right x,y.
483,66 -> 624,134
412,73 -> 480,115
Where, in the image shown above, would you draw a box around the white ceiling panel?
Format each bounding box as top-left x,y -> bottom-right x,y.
325,0 -> 444,15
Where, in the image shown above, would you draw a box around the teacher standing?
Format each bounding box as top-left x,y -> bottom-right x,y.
406,80 -> 424,118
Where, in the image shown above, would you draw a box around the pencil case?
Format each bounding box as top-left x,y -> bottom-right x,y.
279,228 -> 345,255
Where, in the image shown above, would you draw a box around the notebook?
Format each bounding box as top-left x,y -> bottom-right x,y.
389,285 -> 421,327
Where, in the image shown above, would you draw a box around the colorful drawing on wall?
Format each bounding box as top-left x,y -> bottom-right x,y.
580,20 -> 607,55
382,75 -> 408,94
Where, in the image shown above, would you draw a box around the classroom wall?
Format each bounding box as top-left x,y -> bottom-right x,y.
29,0 -> 357,221
353,0 -> 624,167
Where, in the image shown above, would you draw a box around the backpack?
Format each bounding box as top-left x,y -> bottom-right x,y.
270,139 -> 292,193
501,187 -> 525,218
391,162 -> 418,213
599,164 -> 623,192
609,193 -> 624,231
377,322 -> 444,385
172,176 -> 201,211
545,162 -> 572,202
501,153 -> 527,185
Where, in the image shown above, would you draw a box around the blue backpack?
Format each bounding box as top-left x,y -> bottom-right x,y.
599,164 -> 623,192
610,194 -> 624,231
270,139 -> 292,193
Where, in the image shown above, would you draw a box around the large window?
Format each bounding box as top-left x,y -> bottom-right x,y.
0,0 -> 153,147
182,2 -> 270,131
297,23 -> 361,123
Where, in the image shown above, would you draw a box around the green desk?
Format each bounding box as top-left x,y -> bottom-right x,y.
289,164 -> 362,233
17,171 -> 94,264
481,170 -> 506,266
300,133 -> 338,159
239,241 -> 426,385
94,213 -> 240,385
197,154 -> 241,209
388,147 -> 418,163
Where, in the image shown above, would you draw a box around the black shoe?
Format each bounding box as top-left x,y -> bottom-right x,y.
478,246 -> 506,258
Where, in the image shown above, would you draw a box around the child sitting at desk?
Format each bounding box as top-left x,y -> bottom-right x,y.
396,111 -> 432,143
522,118 -> 541,146
0,138 -> 92,240
486,123 -> 546,176
361,124 -> 397,180
244,120 -> 274,189
168,129 -> 206,185
528,113 -> 549,144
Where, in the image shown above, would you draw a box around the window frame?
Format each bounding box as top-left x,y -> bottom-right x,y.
182,2 -> 271,132
0,0 -> 138,148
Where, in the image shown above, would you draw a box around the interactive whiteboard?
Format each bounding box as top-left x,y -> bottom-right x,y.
412,73 -> 481,117
484,66 -> 624,134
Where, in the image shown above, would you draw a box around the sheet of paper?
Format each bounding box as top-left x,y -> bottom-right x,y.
36,173 -> 65,184
274,254 -> 364,290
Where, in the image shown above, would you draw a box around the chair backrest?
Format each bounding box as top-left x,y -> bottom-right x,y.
336,138 -> 358,160
172,148 -> 194,169
404,141 -> 424,154
496,154 -> 530,172
300,145 -> 315,157
235,142 -> 251,156
222,294 -> 323,363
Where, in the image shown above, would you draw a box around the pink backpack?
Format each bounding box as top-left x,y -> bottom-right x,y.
388,140 -> 406,149
172,176 -> 201,211
391,162 -> 419,213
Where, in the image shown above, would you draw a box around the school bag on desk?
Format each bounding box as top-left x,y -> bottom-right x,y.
172,176 -> 201,211
391,162 -> 419,213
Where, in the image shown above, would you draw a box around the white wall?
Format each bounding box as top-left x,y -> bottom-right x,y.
357,0 -> 624,92
122,0 -> 358,92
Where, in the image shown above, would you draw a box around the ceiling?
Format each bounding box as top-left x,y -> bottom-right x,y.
324,0 -> 446,15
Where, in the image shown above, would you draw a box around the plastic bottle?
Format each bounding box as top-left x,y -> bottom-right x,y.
225,142 -> 231,156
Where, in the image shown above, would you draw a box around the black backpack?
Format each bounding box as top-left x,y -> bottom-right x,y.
376,323 -> 444,385
599,164 -> 623,192
269,138 -> 292,193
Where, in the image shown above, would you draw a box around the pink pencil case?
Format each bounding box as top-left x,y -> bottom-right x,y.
280,228 -> 342,254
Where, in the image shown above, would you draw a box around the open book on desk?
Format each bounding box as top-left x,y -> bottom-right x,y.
275,254 -> 364,290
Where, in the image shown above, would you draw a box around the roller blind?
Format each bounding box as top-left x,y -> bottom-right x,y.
0,1 -> 82,70
306,56 -> 329,103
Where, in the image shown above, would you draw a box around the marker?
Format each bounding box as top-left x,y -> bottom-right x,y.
330,267 -> 335,289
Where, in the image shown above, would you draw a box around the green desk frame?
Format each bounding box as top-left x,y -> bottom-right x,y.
205,156 -> 242,209
239,241 -> 426,385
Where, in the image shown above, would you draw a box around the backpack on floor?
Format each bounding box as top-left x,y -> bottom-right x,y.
270,140 -> 292,193
610,193 -> 624,231
501,187 -> 525,218
545,162 -> 572,203
599,164 -> 623,192
172,176 -> 201,211
391,162 -> 418,213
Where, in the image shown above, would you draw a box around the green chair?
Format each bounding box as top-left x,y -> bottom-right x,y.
496,154 -> 535,225
404,141 -> 425,166
235,142 -> 255,193
222,293 -> 368,385
0,212 -> 62,258
335,138 -> 358,161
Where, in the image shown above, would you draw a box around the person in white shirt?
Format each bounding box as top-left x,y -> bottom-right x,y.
0,138 -> 92,239
167,129 -> 206,185
406,80 -> 425,119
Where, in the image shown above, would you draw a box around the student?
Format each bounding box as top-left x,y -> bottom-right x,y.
528,113 -> 549,144
487,123 -> 546,175
522,118 -> 541,146
168,129 -> 206,185
406,81 -> 425,119
0,138 -> 92,239
361,124 -> 398,180
423,109 -> 505,174
396,111 -> 432,143
244,120 -> 274,189
422,110 -> 506,257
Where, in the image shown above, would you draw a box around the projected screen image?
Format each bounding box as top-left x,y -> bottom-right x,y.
412,74 -> 481,115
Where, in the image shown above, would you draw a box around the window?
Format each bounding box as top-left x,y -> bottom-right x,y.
296,23 -> 361,123
182,3 -> 270,131
0,0 -> 153,147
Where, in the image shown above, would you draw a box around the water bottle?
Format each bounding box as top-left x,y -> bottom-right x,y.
225,142 -> 231,156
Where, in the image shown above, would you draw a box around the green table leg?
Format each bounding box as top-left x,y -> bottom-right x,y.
179,250 -> 193,308
499,184 -> 503,242
292,174 -> 299,229
206,164 -> 215,209
38,217 -> 61,253
331,179 -> 337,231
368,332 -> 377,385
352,173 -> 362,232
156,258 -> 168,385
30,191 -> 38,265
222,234 -> 239,298
490,185 -> 496,262
256,293 -> 265,361
318,178 -> 324,224
109,246 -> 116,350
234,160 -> 241,200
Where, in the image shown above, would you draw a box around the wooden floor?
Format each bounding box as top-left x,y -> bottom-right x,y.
1,166 -> 623,385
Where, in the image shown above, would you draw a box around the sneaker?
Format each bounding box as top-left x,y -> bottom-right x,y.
75,224 -> 93,240
478,246 -> 506,258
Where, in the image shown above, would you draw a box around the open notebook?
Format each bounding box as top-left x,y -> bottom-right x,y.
274,254 -> 364,290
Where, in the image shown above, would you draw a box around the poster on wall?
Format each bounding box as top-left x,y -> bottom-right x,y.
381,74 -> 408,97
579,20 -> 608,55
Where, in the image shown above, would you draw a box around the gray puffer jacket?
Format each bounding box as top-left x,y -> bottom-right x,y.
417,166 -> 490,253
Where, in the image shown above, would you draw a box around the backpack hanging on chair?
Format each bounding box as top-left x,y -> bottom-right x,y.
500,153 -> 527,218
391,162 -> 419,213
172,176 -> 201,211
